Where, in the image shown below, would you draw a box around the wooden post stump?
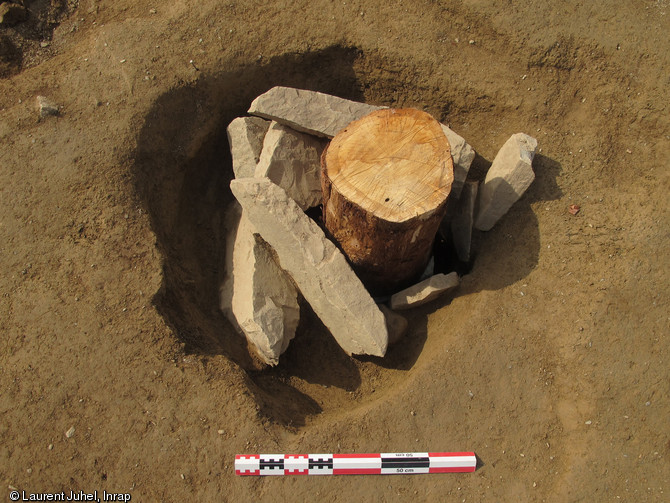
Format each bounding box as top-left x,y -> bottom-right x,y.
321,108 -> 454,296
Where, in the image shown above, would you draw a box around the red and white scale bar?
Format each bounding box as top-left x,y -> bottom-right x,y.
235,452 -> 477,476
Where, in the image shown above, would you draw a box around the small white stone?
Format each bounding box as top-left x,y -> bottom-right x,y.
36,96 -> 59,118
390,272 -> 460,310
65,426 -> 75,438
230,177 -> 388,356
475,133 -> 538,231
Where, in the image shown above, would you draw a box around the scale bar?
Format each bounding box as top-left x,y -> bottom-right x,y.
235,452 -> 476,476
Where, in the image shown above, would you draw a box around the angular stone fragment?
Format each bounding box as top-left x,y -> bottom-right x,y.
441,124 -> 476,200
248,86 -> 383,138
230,177 -> 388,357
220,204 -> 299,365
390,272 -> 460,310
451,180 -> 479,262
255,122 -> 327,210
226,116 -> 270,178
379,304 -> 409,345
475,133 -> 538,231
36,96 -> 59,118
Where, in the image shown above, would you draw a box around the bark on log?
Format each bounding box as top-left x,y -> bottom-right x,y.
321,108 -> 453,295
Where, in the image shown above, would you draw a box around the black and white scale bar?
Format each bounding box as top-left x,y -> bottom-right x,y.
381,457 -> 430,469
235,452 -> 476,476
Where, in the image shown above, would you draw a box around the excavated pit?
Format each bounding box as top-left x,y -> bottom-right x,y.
132,45 -> 561,427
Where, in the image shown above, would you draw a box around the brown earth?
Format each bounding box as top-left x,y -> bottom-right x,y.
1,0 -> 668,501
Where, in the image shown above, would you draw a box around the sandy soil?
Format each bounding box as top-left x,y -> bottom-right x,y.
1,0 -> 668,501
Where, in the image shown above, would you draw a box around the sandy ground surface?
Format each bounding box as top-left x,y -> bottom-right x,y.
1,0 -> 669,501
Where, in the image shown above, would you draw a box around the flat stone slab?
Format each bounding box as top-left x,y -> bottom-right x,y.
379,304 -> 408,345
390,272 -> 460,310
248,86 -> 383,138
475,133 -> 538,231
230,177 -> 388,357
227,116 -> 270,178
220,204 -> 299,365
255,121 -> 326,210
450,180 -> 479,262
441,124 -> 476,201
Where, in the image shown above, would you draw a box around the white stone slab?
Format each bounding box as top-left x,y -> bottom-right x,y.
227,116 -> 270,178
441,124 -> 476,200
230,177 -> 388,357
451,180 -> 479,262
220,204 -> 299,365
248,86 -> 383,138
390,272 -> 460,310
379,304 -> 408,346
255,122 -> 326,210
475,133 -> 538,231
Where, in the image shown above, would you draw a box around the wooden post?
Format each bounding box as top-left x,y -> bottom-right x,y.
321,108 -> 453,295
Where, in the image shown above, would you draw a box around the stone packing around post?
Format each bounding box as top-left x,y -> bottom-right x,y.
222,86 -> 537,364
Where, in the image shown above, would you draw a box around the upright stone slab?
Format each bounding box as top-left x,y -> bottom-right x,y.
450,180 -> 479,262
441,124 -> 476,201
248,86 -> 383,138
220,204 -> 300,365
227,117 -> 270,178
379,305 -> 409,345
230,177 -> 388,357
475,133 -> 538,231
390,272 -> 460,310
255,122 -> 327,210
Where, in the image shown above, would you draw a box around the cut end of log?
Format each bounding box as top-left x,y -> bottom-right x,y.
324,108 -> 453,223
321,108 -> 454,295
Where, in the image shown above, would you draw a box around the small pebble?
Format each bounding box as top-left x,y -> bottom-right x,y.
65,426 -> 75,438
585,420 -> 592,425
469,39 -> 475,44
48,444 -> 53,450
217,429 -> 224,435
36,96 -> 59,118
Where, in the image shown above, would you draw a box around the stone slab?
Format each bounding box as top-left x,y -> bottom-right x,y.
390,272 -> 460,310
450,180 -> 479,262
248,86 -> 383,138
226,116 -> 270,178
475,133 -> 538,231
441,124 -> 476,201
230,177 -> 388,357
220,203 -> 299,365
255,121 -> 326,210
379,304 -> 408,346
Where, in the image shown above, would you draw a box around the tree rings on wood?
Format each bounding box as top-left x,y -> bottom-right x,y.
321,108 -> 453,295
